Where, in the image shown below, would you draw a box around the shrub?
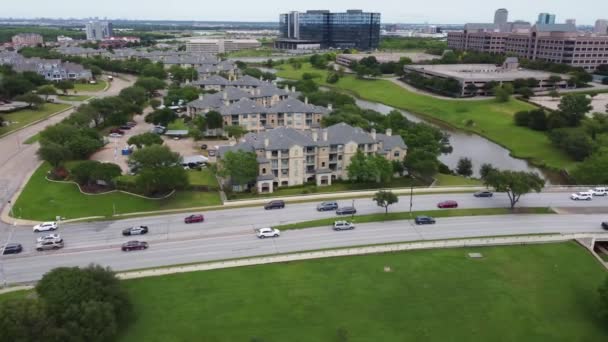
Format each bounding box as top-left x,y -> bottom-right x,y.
514,111 -> 531,127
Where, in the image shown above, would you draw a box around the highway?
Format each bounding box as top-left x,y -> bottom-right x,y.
1,191 -> 607,284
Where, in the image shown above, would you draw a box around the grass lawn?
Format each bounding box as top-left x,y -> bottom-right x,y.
277,64 -> 575,171
58,94 -> 92,102
274,207 -> 553,230
224,48 -> 274,58
23,133 -> 40,144
433,173 -> 483,187
187,169 -> 218,187
167,118 -> 189,131
117,242 -> 608,341
71,80 -> 107,93
11,163 -> 222,221
0,103 -> 71,137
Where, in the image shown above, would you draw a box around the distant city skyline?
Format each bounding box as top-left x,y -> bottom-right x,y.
1,0 -> 607,25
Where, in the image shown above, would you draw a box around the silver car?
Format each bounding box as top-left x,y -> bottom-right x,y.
36,239 -> 64,251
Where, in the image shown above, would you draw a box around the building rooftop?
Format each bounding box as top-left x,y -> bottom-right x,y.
405,64 -> 565,82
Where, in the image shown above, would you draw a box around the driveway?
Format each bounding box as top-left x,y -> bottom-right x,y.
530,93 -> 608,114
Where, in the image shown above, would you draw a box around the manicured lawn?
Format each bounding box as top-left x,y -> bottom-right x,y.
167,118 -> 189,131
58,94 -> 92,102
11,163 -> 222,221
187,169 -> 218,187
277,64 -> 575,171
72,80 -> 107,92
0,103 -> 71,137
117,242 -> 608,341
224,48 -> 274,58
433,173 -> 483,187
0,290 -> 30,304
274,207 -> 553,230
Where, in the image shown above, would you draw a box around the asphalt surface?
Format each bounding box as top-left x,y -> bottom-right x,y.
1,191 -> 607,284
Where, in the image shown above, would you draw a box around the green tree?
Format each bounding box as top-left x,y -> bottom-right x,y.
483,170 -> 545,209
0,298 -> 64,341
145,108 -> 177,126
219,150 -> 258,188
37,84 -> 57,100
456,157 -> 473,177
129,145 -> 181,169
347,150 -> 373,182
136,166 -> 189,195
570,152 -> 608,184
372,190 -> 399,215
70,161 -> 121,186
494,84 -> 514,102
370,154 -> 393,183
149,98 -> 161,109
55,80 -> 74,95
37,142 -> 71,168
141,63 -> 167,79
557,93 -> 592,127
205,110 -> 223,130
15,92 -> 43,108
224,125 -> 248,139
119,86 -> 147,106
479,163 -> 497,181
404,150 -> 439,178
134,77 -> 165,97
127,132 -> 164,148
549,128 -> 594,161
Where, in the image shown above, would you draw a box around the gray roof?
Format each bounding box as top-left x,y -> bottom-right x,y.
220,98 -> 268,116
376,133 -> 407,151
193,75 -> 230,86
218,142 -> 255,157
534,23 -> 576,32
231,75 -> 265,87
267,98 -> 324,114
320,123 -> 376,145
243,127 -> 315,150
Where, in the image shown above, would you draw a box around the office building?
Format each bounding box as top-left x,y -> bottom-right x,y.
11,33 -> 43,46
185,39 -> 261,54
494,8 -> 508,25
595,19 -> 608,35
275,10 -> 381,50
537,13 -> 556,25
85,21 -> 113,41
565,19 -> 576,26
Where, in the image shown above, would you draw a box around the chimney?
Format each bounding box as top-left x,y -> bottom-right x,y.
386,128 -> 392,137
371,128 -> 377,140
223,92 -> 228,100
284,84 -> 289,92
327,103 -> 333,111
304,97 -> 308,104
198,94 -> 204,101
256,88 -> 261,96
291,86 -> 296,93
264,138 -> 269,148
259,75 -> 263,81
312,130 -> 318,142
322,129 -> 328,141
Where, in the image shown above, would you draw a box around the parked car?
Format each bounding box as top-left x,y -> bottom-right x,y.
201,144 -> 208,150
2,243 -> 23,255
571,192 -> 592,201
317,201 -> 338,211
184,214 -> 205,224
590,187 -> 608,196
121,241 -> 149,252
109,128 -> 125,135
415,216 -> 436,225
36,233 -> 61,243
126,121 -> 137,127
336,207 -> 357,215
256,227 -> 280,239
108,133 -> 123,138
333,220 -> 355,231
33,222 -> 58,233
264,200 -> 285,210
119,125 -> 132,130
122,226 -> 149,236
602,222 -> 608,230
437,200 -> 458,209
36,239 -> 64,251
473,191 -> 493,198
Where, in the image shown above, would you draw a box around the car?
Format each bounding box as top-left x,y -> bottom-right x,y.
36,233 -> 61,243
336,206 -> 357,215
201,144 -> 208,150
36,239 -> 64,251
2,243 -> 23,255
119,125 -> 132,130
256,227 -> 280,239
109,128 -> 125,135
122,226 -> 149,236
333,220 -> 355,231
473,191 -> 493,198
121,241 -> 148,252
415,216 -> 436,225
590,187 -> 608,196
317,201 -> 338,211
437,200 -> 458,209
173,137 -> 180,140
33,221 -> 58,233
571,192 -> 592,201
109,133 -> 123,138
126,121 -> 137,127
184,214 -> 205,224
208,150 -> 217,157
264,200 -> 285,210
602,222 -> 608,230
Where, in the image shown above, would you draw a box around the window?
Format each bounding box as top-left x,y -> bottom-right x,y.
322,162 -> 326,167
394,151 -> 400,158
262,168 -> 267,174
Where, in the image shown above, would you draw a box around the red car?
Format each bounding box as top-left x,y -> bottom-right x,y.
437,200 -> 458,209
184,214 -> 205,224
110,128 -> 125,135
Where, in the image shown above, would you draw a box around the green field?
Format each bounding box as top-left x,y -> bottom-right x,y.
58,94 -> 92,102
187,169 -> 218,187
167,118 -> 189,131
224,48 -> 275,58
277,64 -> 575,171
274,207 -> 553,230
55,80 -> 107,93
433,173 -> 483,186
117,242 -> 607,341
0,103 -> 71,137
11,163 -> 222,221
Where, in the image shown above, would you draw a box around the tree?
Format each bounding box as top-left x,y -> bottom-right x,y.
135,166 -> 189,195
373,190 -> 399,215
347,150 -> 374,182
494,84 -> 514,102
118,86 -> 147,106
369,154 -> 393,183
549,128 -> 594,161
479,163 -> 497,181
15,92 -> 43,109
549,89 -> 560,100
70,161 -> 121,186
127,132 -> 164,148
134,77 -> 165,97
0,298 -> 64,341
558,93 -> 592,127
404,150 -> 439,178
149,98 -> 161,109
218,150 -> 258,188
37,142 -> 71,168
326,73 -> 340,84
141,63 -> 167,79
55,80 -> 74,95
205,111 -> 223,131
129,145 -> 181,170
456,157 -> 473,177
37,84 -> 57,100
547,75 -> 563,89
224,125 -> 248,139
598,276 -> 608,321
145,108 -> 177,126
571,152 -> 608,184
483,170 -> 545,209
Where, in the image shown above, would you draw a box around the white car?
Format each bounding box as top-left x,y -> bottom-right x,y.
590,187 -> 608,196
333,221 -> 355,231
108,133 -> 123,138
33,222 -> 58,233
36,233 -> 61,243
256,227 -> 280,239
571,192 -> 592,201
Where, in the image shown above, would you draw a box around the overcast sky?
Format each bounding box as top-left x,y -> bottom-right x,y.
2,0 -> 607,25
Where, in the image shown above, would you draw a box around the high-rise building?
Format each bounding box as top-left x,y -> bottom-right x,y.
537,13 -> 556,25
275,10 -> 381,50
85,21 -> 113,41
494,8 -> 508,25
565,19 -> 576,26
595,19 -> 608,35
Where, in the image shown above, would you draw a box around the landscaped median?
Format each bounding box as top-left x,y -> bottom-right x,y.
0,103 -> 72,137
274,207 -> 554,230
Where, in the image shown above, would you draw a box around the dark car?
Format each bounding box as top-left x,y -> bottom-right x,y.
201,144 -> 208,150
122,226 -> 149,236
184,214 -> 205,224
317,201 -> 338,211
437,200 -> 458,209
2,243 -> 23,255
119,125 -> 132,130
415,216 -> 436,225
110,128 -> 125,135
474,191 -> 494,198
602,222 -> 608,230
121,241 -> 148,252
264,200 -> 285,210
336,207 -> 357,215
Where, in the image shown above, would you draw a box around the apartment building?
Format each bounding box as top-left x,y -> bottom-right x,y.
0,52 -> 92,81
191,75 -> 267,92
11,33 -> 43,47
185,39 -> 261,54
217,123 -> 407,193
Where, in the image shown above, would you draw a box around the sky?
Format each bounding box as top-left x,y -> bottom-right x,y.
2,0 -> 607,25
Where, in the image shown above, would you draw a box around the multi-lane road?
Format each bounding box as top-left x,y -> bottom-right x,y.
1,191 -> 607,284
